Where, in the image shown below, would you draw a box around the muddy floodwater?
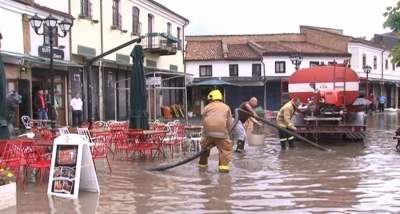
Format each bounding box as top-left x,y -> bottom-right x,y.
4,112 -> 400,213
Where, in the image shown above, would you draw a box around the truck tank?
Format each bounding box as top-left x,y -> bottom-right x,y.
287,62 -> 367,141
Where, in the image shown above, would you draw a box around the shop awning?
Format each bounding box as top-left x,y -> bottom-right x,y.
30,57 -> 84,67
0,50 -> 40,61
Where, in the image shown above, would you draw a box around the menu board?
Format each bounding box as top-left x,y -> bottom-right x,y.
47,134 -> 100,199
51,145 -> 78,195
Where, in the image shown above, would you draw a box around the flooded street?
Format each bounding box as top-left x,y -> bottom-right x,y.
5,112 -> 400,213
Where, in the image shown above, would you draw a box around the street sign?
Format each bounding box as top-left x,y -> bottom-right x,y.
47,134 -> 100,199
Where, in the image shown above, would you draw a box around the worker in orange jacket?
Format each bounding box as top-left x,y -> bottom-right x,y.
198,90 -> 233,173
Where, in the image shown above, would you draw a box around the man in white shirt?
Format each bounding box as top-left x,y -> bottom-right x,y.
70,93 -> 83,127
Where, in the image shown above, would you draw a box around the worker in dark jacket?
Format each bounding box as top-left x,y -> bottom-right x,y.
234,97 -> 262,153
276,96 -> 301,150
199,90 -> 233,173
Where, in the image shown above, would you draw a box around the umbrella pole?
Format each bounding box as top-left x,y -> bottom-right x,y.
153,73 -> 156,121
114,82 -> 117,120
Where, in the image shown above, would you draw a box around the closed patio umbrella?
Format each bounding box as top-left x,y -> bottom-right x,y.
129,45 -> 149,130
0,52 -> 9,139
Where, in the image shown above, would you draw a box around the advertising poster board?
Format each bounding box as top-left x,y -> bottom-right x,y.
47,134 -> 100,199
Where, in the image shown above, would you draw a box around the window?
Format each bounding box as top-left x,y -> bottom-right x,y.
148,14 -> 154,33
199,65 -> 212,77
132,7 -> 140,34
177,27 -> 181,50
362,54 -> 366,67
43,24 -> 58,47
385,59 -> 389,70
274,61 -> 285,73
373,56 -> 377,69
112,0 -> 121,28
393,62 -> 396,71
80,0 -> 92,18
167,22 -> 172,35
310,61 -> 319,67
229,64 -> 238,76
252,64 -> 261,76
328,61 -> 334,65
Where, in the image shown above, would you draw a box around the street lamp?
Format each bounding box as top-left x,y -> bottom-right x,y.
29,13 -> 72,130
289,53 -> 303,70
363,65 -> 372,96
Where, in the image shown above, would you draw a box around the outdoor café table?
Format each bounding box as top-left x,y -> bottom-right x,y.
184,126 -> 203,137
129,129 -> 169,158
30,119 -> 52,127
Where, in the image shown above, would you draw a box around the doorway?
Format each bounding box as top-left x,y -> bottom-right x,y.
31,79 -> 44,120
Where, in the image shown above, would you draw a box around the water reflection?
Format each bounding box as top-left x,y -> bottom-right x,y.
6,112 -> 400,213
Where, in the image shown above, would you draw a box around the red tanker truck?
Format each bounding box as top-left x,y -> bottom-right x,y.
286,59 -> 367,141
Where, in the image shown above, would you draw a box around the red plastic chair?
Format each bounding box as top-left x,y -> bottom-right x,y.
23,148 -> 51,187
128,129 -> 157,163
0,140 -> 8,157
82,122 -> 90,128
162,125 -> 186,158
1,141 -> 26,190
92,133 -> 112,173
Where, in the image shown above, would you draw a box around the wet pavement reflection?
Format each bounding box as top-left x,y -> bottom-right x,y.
4,112 -> 400,213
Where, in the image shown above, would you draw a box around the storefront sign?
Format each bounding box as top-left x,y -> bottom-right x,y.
38,46 -> 65,60
47,134 -> 100,199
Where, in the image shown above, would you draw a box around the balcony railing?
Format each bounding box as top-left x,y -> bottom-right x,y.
112,7 -> 122,29
143,33 -> 178,55
80,0 -> 93,19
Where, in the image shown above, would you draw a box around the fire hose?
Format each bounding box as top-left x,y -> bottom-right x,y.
148,108 -> 331,172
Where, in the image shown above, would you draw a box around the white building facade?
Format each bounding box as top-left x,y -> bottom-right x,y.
348,40 -> 400,108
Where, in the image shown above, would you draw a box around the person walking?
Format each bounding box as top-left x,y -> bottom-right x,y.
70,93 -> 83,127
198,90 -> 233,173
33,89 -> 47,126
234,97 -> 263,153
276,96 -> 302,150
377,94 -> 386,112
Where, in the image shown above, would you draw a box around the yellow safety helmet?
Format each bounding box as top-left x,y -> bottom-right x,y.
207,89 -> 223,101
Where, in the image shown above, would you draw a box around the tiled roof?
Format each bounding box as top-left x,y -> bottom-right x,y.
350,38 -> 385,49
185,41 -> 223,61
256,41 -> 350,55
227,44 -> 260,59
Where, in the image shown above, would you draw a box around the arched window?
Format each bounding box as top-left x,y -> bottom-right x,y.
132,7 -> 140,33
167,22 -> 172,35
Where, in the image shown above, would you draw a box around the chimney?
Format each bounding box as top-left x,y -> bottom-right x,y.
222,40 -> 228,58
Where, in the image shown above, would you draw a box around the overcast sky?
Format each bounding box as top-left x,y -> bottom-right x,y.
155,0 -> 399,39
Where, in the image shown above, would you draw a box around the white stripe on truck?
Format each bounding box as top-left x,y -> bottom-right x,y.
288,82 -> 359,93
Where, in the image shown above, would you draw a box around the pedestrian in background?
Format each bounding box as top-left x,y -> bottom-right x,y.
377,94 -> 386,113
70,93 -> 83,127
33,89 -> 47,126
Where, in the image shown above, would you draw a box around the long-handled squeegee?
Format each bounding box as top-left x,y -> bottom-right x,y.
148,108 -> 330,172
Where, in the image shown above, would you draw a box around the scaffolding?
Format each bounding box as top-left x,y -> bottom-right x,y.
113,70 -> 192,121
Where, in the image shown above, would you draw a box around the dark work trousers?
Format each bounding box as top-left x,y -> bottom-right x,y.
378,103 -> 385,112
72,110 -> 83,127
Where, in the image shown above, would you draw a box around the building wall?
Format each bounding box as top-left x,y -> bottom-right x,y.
186,34 -> 306,44
0,4 -> 24,54
348,43 -> 400,81
34,0 -> 69,13
186,60 -> 260,77
300,26 -> 349,52
70,1 -> 102,56
263,56 -> 347,77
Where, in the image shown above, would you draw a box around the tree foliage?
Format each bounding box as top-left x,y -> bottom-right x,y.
383,2 -> 400,66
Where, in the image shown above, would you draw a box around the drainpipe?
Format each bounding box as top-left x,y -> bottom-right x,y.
182,20 -> 189,121
68,0 -> 72,126
260,55 -> 266,109
381,49 -> 385,100
99,0 -> 104,120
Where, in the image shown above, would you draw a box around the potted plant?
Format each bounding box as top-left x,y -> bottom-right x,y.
247,106 -> 266,146
0,168 -> 16,210
187,103 -> 193,118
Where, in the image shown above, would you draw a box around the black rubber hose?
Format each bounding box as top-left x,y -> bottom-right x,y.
148,111 -> 240,171
236,108 -> 331,152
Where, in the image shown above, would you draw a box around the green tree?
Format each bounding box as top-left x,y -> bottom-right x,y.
383,2 -> 400,66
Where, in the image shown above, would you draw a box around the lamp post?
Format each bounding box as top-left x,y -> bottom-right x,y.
29,13 -> 72,130
363,65 -> 372,96
289,53 -> 303,70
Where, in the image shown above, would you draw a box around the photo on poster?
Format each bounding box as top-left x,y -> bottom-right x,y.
62,180 -> 74,194
53,167 -> 62,178
56,145 -> 78,166
53,180 -> 63,193
69,167 -> 76,179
